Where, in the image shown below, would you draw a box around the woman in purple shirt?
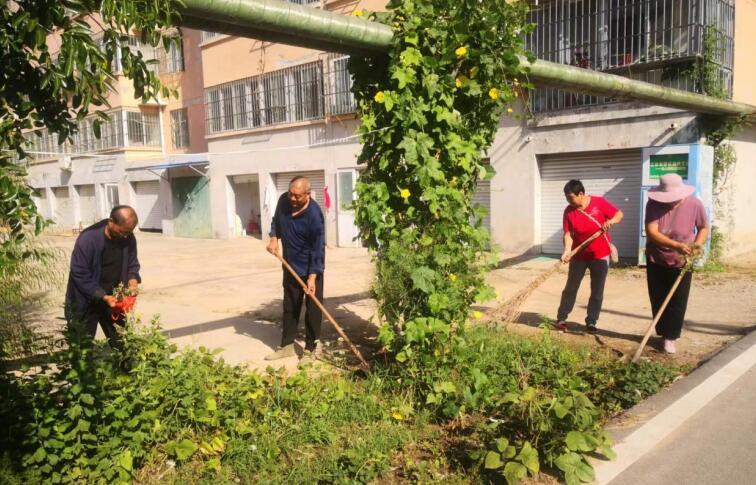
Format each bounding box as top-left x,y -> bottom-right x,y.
644,174 -> 709,354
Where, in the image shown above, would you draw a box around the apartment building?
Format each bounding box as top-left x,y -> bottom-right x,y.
26,0 -> 756,262
488,0 -> 756,262
24,21 -> 208,236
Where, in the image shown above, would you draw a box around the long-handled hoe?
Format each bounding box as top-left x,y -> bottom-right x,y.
629,251 -> 700,363
271,251 -> 370,370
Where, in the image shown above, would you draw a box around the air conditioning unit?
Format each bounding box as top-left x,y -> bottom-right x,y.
59,156 -> 72,171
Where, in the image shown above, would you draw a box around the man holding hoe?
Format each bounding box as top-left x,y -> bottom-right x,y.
265,176 -> 326,366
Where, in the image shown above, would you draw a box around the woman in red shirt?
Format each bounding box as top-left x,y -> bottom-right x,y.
556,180 -> 624,332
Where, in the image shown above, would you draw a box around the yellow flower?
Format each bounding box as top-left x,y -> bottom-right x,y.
449,176 -> 458,187
506,107 -> 514,113
455,75 -> 468,88
448,274 -> 457,282
473,311 -> 483,319
391,410 -> 404,421
352,9 -> 364,17
400,188 -> 411,200
489,87 -> 500,100
455,46 -> 468,58
374,91 -> 385,103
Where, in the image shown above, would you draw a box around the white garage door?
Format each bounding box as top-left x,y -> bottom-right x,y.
275,171 -> 326,208
33,189 -> 50,220
77,185 -> 98,226
473,179 -> 491,231
134,181 -> 163,230
539,150 -> 641,260
53,186 -> 75,228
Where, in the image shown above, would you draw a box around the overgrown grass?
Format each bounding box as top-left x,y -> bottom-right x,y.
0,320 -> 679,484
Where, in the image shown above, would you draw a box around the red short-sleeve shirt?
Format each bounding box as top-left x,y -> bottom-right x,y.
563,196 -> 619,261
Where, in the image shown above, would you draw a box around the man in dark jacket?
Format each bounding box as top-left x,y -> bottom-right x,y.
65,205 -> 141,350
265,176 -> 325,365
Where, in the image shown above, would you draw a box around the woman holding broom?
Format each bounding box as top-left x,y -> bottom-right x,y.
556,180 -> 624,333
644,173 -> 709,354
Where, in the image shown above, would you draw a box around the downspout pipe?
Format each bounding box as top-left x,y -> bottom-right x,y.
180,0 -> 756,118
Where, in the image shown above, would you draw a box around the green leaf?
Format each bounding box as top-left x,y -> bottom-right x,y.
174,439 -> 197,461
503,461 -> 528,484
494,438 -> 509,453
516,442 -> 539,473
484,451 -> 503,470
410,266 -> 436,294
119,449 -> 133,472
553,402 -> 569,419
206,397 -> 217,412
565,431 -> 592,452
597,444 -> 617,460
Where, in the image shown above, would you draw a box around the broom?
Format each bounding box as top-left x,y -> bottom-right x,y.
492,229 -> 605,324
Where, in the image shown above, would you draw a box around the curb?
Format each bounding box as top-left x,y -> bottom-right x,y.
591,328 -> 756,484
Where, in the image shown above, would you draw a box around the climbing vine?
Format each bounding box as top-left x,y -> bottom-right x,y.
693,25 -> 745,269
349,0 -> 533,354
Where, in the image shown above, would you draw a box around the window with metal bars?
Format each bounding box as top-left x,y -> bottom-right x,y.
205,61 -> 325,134
328,56 -> 357,116
525,0 -> 735,113
170,109 -> 190,149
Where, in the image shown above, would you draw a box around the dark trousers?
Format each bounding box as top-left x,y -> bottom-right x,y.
68,304 -> 126,351
282,271 -> 323,351
557,257 -> 609,326
646,262 -> 693,340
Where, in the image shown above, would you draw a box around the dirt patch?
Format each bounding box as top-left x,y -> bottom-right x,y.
483,260 -> 756,369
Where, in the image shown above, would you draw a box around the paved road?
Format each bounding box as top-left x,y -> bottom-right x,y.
611,363 -> 756,485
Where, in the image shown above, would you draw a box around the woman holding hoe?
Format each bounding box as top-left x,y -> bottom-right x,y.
644,173 -> 709,354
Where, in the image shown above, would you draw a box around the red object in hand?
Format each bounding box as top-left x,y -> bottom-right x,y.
111,295 -> 137,320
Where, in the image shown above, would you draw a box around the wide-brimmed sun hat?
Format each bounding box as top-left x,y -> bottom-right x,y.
647,173 -> 695,203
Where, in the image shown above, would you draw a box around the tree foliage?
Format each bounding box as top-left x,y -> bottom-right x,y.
0,0 -> 181,250
349,0 -> 533,348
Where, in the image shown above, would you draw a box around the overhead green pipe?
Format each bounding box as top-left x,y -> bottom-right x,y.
180,0 -> 756,118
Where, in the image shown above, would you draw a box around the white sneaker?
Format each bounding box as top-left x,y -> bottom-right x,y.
663,339 -> 677,354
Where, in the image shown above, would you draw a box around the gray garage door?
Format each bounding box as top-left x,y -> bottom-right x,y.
53,186 -> 75,228
473,179 -> 491,231
539,149 -> 642,260
134,180 -> 163,230
77,184 -> 98,226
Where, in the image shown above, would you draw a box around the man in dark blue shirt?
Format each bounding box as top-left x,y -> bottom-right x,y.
65,205 -> 141,351
265,176 -> 325,365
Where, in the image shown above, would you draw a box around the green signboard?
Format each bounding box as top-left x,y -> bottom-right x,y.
649,153 -> 688,180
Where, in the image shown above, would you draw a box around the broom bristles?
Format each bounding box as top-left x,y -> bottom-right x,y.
494,261 -> 562,324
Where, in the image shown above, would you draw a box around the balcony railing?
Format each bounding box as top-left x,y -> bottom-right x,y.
525,0 -> 735,113
205,55 -> 356,135
22,110 -> 161,160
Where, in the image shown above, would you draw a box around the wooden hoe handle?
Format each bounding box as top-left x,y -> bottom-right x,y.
273,251 -> 370,370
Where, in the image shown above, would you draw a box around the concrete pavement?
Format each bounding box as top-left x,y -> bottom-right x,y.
594,328 -> 756,485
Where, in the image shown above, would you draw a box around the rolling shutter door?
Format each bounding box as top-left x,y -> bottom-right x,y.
539,150 -> 641,259
77,185 -> 98,225
473,180 -> 491,231
34,189 -> 50,220
274,171 -> 326,207
134,181 -> 163,230
53,187 -> 75,228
